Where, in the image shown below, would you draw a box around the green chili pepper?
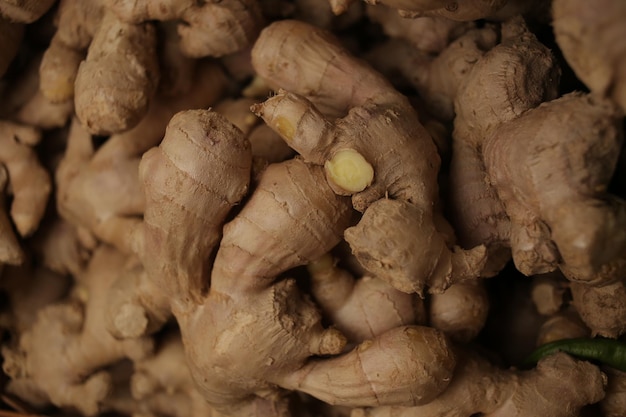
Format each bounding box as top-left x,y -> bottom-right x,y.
523,337 -> 626,372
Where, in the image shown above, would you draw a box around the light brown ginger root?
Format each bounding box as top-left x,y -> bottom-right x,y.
30,216 -> 90,277
106,331 -> 220,417
429,280 -> 490,343
354,350 -> 606,417
56,61 -> 228,254
105,0 -> 264,58
482,92 -> 626,283
308,253 -> 425,344
107,108 -> 252,333
39,0 -> 160,135
570,279 -> 626,338
447,17 -> 560,277
535,308 -> 590,346
0,53 -> 74,129
215,97 -> 294,177
373,25 -> 499,123
252,20 -> 487,295
0,121 -> 51,257
366,5 -> 473,55
0,0 -> 57,23
131,120 -> 455,415
1,245 -> 154,416
553,0 -> 626,114
530,272 -> 568,316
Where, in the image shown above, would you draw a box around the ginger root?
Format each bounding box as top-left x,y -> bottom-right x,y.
2,245 -> 154,415
252,20 -> 486,295
355,350 -> 606,417
0,121 -> 51,265
553,0 -> 626,114
308,253 -> 425,344
105,0 -> 264,58
40,0 -> 160,135
56,61 -> 228,254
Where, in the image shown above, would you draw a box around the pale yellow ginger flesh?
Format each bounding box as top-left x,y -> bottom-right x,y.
324,148 -> 374,194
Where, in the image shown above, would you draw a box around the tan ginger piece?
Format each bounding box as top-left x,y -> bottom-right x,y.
1,245 -> 154,416
345,199 -> 487,295
429,281 -> 490,343
535,308 -> 590,346
0,53 -> 73,129
130,116 -> 455,415
553,0 -> 626,114
31,217 -> 90,277
354,350 -> 606,417
103,109 -> 252,342
215,97 -> 294,176
570,279 -> 626,338
364,25 -> 499,123
366,5 -> 473,54
294,0 -> 363,30
447,17 -> 561,277
0,121 -> 50,247
39,0 -> 159,135
0,0 -> 56,23
308,253 -> 425,344
56,61 -> 228,255
252,20 -> 486,295
98,102 -> 243,338
482,92 -> 626,283
530,272 -> 568,316
104,331 -> 220,417
105,0 -> 264,58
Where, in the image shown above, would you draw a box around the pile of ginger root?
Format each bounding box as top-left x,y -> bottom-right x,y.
1,0 -> 626,416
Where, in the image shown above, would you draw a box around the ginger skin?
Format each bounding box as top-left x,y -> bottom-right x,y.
105,0 -> 265,58
308,253 -> 425,344
0,0 -> 57,23
56,61 -> 228,255
429,281 -> 490,343
355,351 -> 606,417
0,121 -> 51,263
130,116 -> 456,415
2,246 -> 154,416
483,92 -> 626,283
39,0 -> 160,135
553,0 -> 626,114
252,20 -> 486,295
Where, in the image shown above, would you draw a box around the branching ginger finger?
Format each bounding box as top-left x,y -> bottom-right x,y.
0,121 -> 50,238
308,253 -> 423,343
